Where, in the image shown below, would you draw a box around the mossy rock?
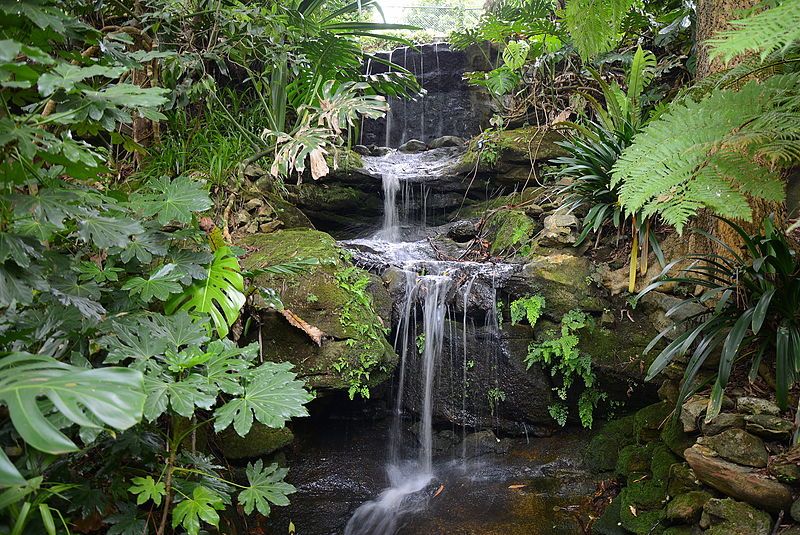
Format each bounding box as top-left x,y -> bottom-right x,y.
651,443 -> 680,482
635,401 -> 673,443
592,495 -> 627,535
619,480 -> 667,534
665,491 -> 712,525
661,527 -> 693,535
485,209 -> 538,255
326,147 -> 364,172
661,416 -> 694,459
242,229 -> 396,393
585,414 -> 637,472
701,498 -> 772,535
616,444 -> 654,479
455,127 -> 566,179
219,425 -> 294,460
458,187 -> 545,219
666,463 -> 702,497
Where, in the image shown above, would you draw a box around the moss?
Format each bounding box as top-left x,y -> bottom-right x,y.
619,480 -> 667,534
635,401 -> 673,443
702,498 -> 772,535
586,414 -> 637,472
593,495 -> 628,535
485,209 -> 537,254
327,147 -> 364,171
242,229 -> 396,393
661,527 -> 693,535
666,463 -> 701,497
665,491 -> 711,524
616,444 -> 654,479
456,127 -> 566,174
458,187 -> 545,219
219,425 -> 294,460
651,443 -> 680,482
660,416 -> 693,459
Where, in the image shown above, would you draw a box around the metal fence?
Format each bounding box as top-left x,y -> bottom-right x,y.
401,6 -> 483,35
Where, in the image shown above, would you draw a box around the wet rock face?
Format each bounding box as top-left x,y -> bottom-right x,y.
360,44 -> 493,147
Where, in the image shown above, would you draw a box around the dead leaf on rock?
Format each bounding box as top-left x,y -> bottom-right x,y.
280,308 -> 325,346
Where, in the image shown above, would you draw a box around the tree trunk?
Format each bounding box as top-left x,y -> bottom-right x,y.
690,0 -> 785,253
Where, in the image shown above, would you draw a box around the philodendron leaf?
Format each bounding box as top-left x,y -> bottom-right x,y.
0,353 -> 145,456
238,459 -> 296,516
130,176 -> 213,225
171,485 -> 224,535
213,361 -> 312,436
128,476 -> 166,507
165,246 -> 245,338
122,263 -> 183,303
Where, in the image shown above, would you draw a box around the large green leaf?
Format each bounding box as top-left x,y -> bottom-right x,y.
171,486 -> 224,535
0,353 -> 145,472
165,246 -> 245,338
77,214 -> 143,249
122,263 -> 183,303
129,176 -> 213,225
213,361 -> 311,436
238,460 -> 296,517
143,371 -> 215,421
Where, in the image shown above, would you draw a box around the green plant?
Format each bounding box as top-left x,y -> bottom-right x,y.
416,333 -> 426,355
510,295 -> 546,327
639,217 -> 800,437
526,309 -> 601,428
487,387 -> 507,416
548,402 -> 569,427
707,0 -> 800,63
334,266 -> 388,399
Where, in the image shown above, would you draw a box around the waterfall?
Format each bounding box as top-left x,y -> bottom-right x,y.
384,50 -> 393,147
377,173 -> 400,241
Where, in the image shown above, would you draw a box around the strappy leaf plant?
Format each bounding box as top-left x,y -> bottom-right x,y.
639,217 -> 800,440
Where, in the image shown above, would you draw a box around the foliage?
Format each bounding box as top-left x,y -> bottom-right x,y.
526,309 -> 601,428
639,217 -> 800,435
510,295 -> 546,327
333,266 -> 389,399
487,387 -> 507,416
563,0 -> 638,61
708,0 -> 800,64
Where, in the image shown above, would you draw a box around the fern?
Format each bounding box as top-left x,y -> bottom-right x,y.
564,0 -> 637,61
611,75 -> 799,232
510,295 -> 546,327
708,0 -> 800,64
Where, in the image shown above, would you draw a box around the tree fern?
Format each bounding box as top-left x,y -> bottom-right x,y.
563,0 -> 637,61
708,0 -> 800,64
611,75 -> 799,232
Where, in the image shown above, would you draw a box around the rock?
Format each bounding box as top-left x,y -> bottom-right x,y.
684,444 -> 792,512
371,146 -> 391,157
242,229 -> 396,392
398,139 -> 428,153
219,425 -> 294,460
244,198 -> 263,210
592,495 -> 627,535
680,396 -> 709,433
700,498 -> 772,535
658,380 -> 680,404
737,396 -> 781,416
586,415 -> 637,472
616,444 -> 653,479
429,135 -> 465,148
701,428 -> 768,468
667,463 -> 702,496
618,479 -> 667,534
484,209 -> 538,254
285,182 -> 382,234
770,460 -> 800,485
447,220 -> 477,242
744,414 -> 793,440
456,430 -> 509,458
651,443 -> 680,481
661,417 -> 694,459
665,491 -> 712,524
524,203 -> 544,218
702,413 -> 745,436
635,402 -> 672,443
540,213 -> 578,246
792,498 -> 800,522
352,144 -> 371,156
661,527 -> 693,535
639,292 -> 707,342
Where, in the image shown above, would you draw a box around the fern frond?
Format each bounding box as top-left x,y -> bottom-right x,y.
708,0 -> 800,64
564,0 -> 636,60
612,74 -> 800,232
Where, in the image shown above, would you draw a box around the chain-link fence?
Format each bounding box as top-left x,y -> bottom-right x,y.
401,6 -> 483,35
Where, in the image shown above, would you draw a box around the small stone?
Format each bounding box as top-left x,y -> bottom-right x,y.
259,220 -> 283,233
658,380 -> 680,404
235,209 -> 250,225
456,430 -> 509,458
792,498 -> 800,522
371,146 -> 391,156
737,396 -> 781,416
702,428 -> 768,468
769,461 -> 800,484
398,139 -> 428,153
744,414 -> 793,440
665,490 -> 712,524
523,203 -> 544,218
447,220 -> 477,242
667,463 -> 702,496
244,198 -> 263,210
702,412 -> 745,436
700,498 -> 772,535
681,395 -> 709,432
428,135 -> 465,149
540,213 -> 579,246
352,144 -> 371,156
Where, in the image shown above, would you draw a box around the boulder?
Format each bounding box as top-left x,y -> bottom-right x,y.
701,413 -> 745,436
585,415 -> 637,472
429,135 -> 465,149
592,495 -> 627,535
371,146 -> 392,157
737,396 -> 781,416
219,425 -> 293,460
352,144 -> 371,156
456,430 -> 509,458
665,490 -> 712,524
447,220 -> 477,242
680,396 -> 709,433
243,229 -> 397,393
618,479 -> 667,534
701,428 -> 768,468
744,414 -> 793,440
540,213 -> 579,247
684,444 -> 792,512
635,402 -> 672,443
666,463 -> 702,496
398,139 -> 428,153
639,292 -> 707,342
700,498 -> 772,535
484,209 -> 538,254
